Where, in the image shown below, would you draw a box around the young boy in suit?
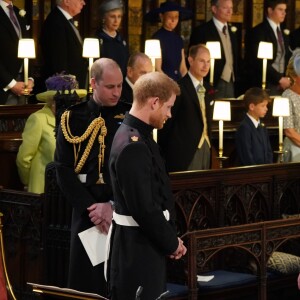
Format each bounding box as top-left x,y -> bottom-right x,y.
236,87 -> 273,166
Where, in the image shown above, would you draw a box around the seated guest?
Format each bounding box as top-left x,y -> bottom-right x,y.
282,50 -> 300,161
158,44 -> 213,172
236,87 -> 273,166
121,52 -> 152,105
16,74 -> 86,194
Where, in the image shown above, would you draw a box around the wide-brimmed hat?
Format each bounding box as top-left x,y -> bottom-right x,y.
36,73 -> 87,102
144,1 -> 193,22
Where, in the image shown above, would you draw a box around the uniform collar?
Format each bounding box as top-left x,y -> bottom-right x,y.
123,112 -> 153,137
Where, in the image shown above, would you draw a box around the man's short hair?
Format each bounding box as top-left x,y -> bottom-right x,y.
133,72 -> 180,106
91,58 -> 121,82
211,0 -> 219,6
189,44 -> 209,59
127,52 -> 151,68
243,87 -> 270,110
265,0 -> 287,10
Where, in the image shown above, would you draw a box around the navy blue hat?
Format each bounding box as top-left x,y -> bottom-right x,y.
145,1 -> 193,22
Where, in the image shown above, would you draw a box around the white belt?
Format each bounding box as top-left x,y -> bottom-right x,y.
104,209 -> 170,280
113,210 -> 170,227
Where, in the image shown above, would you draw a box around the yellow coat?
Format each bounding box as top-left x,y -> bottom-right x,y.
16,106 -> 55,194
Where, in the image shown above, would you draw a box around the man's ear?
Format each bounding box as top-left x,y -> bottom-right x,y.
211,5 -> 217,15
90,77 -> 96,89
249,103 -> 255,111
150,97 -> 159,109
127,67 -> 132,78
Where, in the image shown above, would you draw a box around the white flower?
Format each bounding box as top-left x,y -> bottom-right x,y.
74,21 -> 79,27
19,9 -> 26,17
231,26 -> 237,33
283,29 -> 290,36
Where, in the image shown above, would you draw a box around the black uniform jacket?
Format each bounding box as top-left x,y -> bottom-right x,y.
55,98 -> 129,295
108,113 -> 179,300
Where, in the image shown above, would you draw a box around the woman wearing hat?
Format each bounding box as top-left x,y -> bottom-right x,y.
16,74 -> 87,194
96,0 -> 129,76
145,1 -> 192,81
282,49 -> 300,162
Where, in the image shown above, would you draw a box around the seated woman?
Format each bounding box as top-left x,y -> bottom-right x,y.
16,74 -> 87,194
283,49 -> 300,162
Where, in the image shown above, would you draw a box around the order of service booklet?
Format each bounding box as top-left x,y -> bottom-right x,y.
78,226 -> 107,266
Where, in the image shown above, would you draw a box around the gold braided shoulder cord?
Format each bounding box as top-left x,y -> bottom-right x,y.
60,111 -> 107,183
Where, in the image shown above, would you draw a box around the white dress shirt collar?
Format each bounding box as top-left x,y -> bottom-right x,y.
125,76 -> 134,89
188,71 -> 203,90
213,17 -> 227,33
57,5 -> 72,20
247,113 -> 260,128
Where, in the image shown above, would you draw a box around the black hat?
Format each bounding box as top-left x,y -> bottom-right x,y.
145,1 -> 193,22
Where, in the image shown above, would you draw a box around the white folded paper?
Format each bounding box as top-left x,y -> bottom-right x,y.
197,275 -> 214,282
78,226 -> 107,266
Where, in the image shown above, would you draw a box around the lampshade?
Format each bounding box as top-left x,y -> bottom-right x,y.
145,39 -> 161,58
213,101 -> 231,121
257,42 -> 273,59
18,39 -> 36,58
272,97 -> 290,117
82,38 -> 100,58
206,41 -> 221,59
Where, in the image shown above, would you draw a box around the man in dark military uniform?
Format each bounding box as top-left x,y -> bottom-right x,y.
108,72 -> 187,300
55,58 -> 130,296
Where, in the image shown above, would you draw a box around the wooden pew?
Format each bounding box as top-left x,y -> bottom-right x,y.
0,212 -> 16,300
177,217 -> 300,300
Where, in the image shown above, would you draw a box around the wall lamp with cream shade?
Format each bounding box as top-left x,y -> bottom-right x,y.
213,100 -> 231,167
144,39 -> 161,142
257,42 -> 273,90
272,97 -> 290,162
144,39 -> 161,72
18,39 -> 36,95
206,42 -> 221,87
83,38 -> 100,93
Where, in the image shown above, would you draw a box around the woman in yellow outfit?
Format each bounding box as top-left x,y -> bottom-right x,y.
16,74 -> 87,193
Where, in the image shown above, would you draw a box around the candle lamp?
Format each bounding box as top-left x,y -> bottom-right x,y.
257,42 -> 273,90
145,39 -> 162,142
213,101 -> 231,168
145,39 -> 161,72
18,39 -> 36,96
206,42 -> 221,87
272,97 -> 290,162
83,38 -> 100,93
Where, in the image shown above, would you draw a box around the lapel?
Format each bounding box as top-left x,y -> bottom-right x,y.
264,19 -> 278,56
183,74 -> 202,117
246,115 -> 264,144
0,5 -> 19,40
55,7 -> 82,46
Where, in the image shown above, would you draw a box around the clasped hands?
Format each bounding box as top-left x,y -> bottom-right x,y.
87,202 -> 113,234
169,237 -> 187,260
11,79 -> 34,96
